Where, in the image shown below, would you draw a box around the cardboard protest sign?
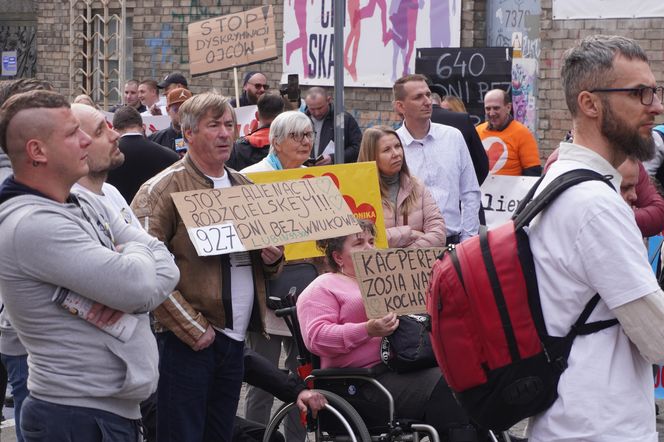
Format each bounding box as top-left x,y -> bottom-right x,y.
188,5 -> 278,76
481,175 -> 538,228
416,47 -> 513,125
246,162 -> 387,260
353,247 -> 443,319
171,176 -> 361,256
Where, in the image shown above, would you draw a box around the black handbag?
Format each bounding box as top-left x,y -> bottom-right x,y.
380,314 -> 437,373
265,262 -> 319,310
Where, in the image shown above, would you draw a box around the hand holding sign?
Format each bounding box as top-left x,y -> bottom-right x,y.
353,247 -> 443,319
171,176 -> 361,256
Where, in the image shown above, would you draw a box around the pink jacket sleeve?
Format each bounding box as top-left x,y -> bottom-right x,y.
634,161 -> 664,237
296,284 -> 371,358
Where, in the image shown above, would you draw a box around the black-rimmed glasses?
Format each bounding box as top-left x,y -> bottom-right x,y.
288,131 -> 314,143
589,86 -> 664,106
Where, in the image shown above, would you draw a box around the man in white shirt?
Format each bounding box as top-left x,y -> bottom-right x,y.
393,74 -> 480,243
528,35 -> 664,442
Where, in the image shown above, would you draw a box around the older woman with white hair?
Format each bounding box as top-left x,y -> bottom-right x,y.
240,109 -> 314,440
240,110 -> 314,173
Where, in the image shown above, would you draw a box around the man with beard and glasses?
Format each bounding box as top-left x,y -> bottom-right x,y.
526,35 -> 664,442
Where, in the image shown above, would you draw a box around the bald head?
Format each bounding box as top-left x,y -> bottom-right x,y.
71,103 -> 122,177
483,89 -> 512,130
305,87 -> 330,120
617,157 -> 639,206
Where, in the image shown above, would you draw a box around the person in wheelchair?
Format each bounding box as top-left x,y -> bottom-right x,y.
296,219 -> 483,442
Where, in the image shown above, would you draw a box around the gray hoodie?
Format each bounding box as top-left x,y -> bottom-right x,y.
0,189 -> 179,419
0,155 -> 23,356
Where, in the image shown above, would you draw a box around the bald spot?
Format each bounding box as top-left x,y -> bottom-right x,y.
5,107 -> 65,161
484,89 -> 509,105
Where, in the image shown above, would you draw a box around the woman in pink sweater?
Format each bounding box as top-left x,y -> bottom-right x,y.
357,126 -> 446,248
296,220 -> 481,441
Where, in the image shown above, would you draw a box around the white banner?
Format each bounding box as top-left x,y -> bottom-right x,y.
481,175 -> 539,228
281,0 -> 461,88
553,0 -> 664,19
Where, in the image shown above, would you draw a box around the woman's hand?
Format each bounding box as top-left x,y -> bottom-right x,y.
366,312 -> 399,337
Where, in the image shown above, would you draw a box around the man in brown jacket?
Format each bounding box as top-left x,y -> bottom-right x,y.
131,92 -> 284,442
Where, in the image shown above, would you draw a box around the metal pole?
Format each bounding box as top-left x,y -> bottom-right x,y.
333,0 -> 345,164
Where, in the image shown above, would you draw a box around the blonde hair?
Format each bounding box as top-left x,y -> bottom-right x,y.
357,125 -> 418,216
441,95 -> 467,113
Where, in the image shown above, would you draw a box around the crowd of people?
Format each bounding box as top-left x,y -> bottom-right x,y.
0,33 -> 663,442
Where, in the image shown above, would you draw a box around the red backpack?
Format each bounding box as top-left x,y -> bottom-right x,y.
427,169 -> 618,431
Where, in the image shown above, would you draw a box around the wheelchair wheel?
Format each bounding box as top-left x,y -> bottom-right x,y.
263,390 -> 372,442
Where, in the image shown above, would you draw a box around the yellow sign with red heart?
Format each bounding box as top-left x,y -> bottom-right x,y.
246,162 -> 387,260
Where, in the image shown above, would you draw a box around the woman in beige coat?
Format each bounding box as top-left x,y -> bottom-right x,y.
358,126 -> 446,248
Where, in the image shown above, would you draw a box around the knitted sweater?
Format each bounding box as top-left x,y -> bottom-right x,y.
296,273 -> 380,368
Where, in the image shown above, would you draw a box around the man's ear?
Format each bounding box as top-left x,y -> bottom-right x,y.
25,138 -> 47,166
183,127 -> 193,145
506,102 -> 512,114
393,100 -> 404,116
577,91 -> 600,119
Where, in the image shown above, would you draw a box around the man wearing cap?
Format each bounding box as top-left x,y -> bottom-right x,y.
149,88 -> 193,155
230,71 -> 269,108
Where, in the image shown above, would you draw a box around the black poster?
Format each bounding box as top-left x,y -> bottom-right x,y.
416,47 -> 513,125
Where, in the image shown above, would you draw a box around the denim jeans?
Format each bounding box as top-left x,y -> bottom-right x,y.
20,395 -> 141,442
1,353 -> 28,442
156,329 -> 244,442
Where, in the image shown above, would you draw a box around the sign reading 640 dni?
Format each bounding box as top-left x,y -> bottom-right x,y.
416,47 -> 513,125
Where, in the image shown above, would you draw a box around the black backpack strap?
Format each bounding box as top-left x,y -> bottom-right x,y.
513,169 -> 615,230
569,293 -> 619,336
512,174 -> 547,218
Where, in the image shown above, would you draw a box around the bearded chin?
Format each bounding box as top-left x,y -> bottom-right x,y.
601,105 -> 655,162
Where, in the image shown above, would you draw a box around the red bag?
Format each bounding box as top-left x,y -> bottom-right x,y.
427,169 -> 618,431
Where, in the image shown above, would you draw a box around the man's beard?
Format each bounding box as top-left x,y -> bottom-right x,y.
601,98 -> 655,162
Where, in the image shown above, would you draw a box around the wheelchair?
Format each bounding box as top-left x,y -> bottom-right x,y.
262,292 -> 514,442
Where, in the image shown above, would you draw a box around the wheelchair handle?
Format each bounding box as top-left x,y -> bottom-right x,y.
275,306 -> 296,318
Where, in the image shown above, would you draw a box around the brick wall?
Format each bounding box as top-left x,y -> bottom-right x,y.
35,0 -> 487,133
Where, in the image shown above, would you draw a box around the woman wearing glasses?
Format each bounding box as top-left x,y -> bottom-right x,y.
240,110 -> 315,441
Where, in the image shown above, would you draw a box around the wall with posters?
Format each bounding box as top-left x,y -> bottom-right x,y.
281,0 -> 461,87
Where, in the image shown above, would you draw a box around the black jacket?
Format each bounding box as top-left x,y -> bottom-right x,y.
148,125 -> 181,152
229,93 -> 252,108
227,126 -> 270,171
306,104 -> 362,164
243,348 -> 305,403
431,105 -> 489,185
107,134 -> 180,203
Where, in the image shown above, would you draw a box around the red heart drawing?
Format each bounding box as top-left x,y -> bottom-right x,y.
343,195 -> 377,224
301,172 -> 340,189
487,141 -> 504,170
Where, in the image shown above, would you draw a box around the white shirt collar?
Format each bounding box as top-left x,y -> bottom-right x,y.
398,120 -> 435,146
120,132 -> 143,138
557,142 -> 622,190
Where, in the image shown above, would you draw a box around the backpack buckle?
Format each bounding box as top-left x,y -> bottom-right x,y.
553,356 -> 568,372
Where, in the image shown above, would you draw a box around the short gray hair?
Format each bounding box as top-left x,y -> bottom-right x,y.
179,92 -> 237,138
268,111 -> 313,153
561,35 -> 648,116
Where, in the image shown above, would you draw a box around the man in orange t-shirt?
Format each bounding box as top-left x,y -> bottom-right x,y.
476,89 -> 542,176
